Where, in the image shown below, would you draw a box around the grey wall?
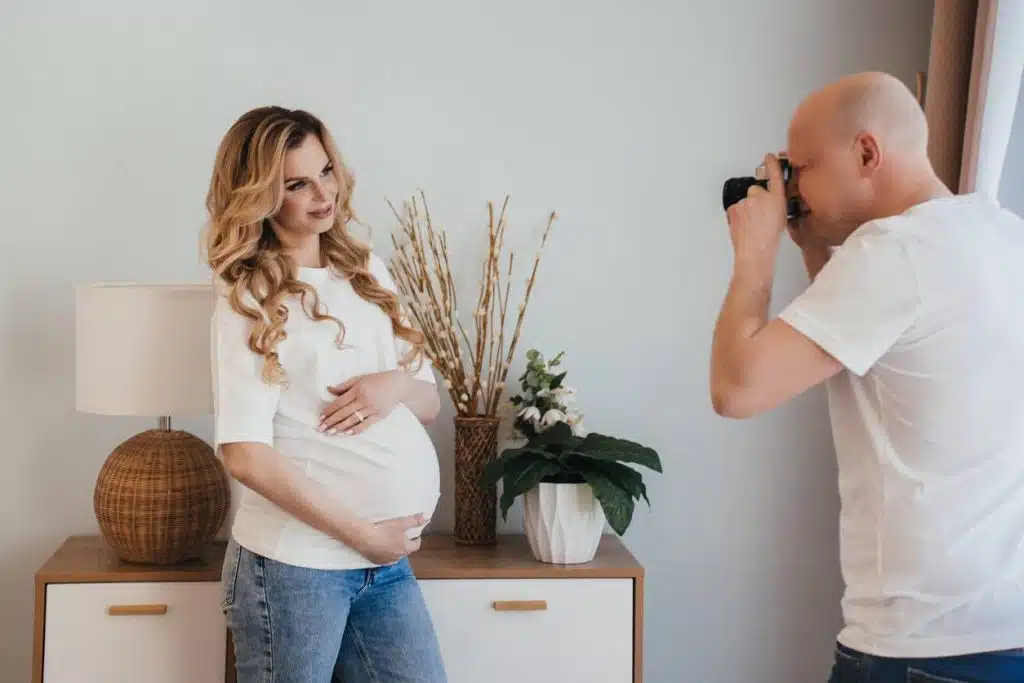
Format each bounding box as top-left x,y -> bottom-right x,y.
0,1 -> 934,681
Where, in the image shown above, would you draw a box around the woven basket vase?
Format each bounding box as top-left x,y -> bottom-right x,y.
93,429 -> 229,564
453,416 -> 500,545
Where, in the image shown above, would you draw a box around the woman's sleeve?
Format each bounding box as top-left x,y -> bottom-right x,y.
210,291 -> 282,447
369,252 -> 437,385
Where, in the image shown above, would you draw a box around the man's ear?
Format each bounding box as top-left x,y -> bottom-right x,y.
854,131 -> 881,176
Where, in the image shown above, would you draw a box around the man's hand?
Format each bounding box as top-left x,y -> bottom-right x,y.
726,153 -> 789,268
352,514 -> 428,565
319,370 -> 411,436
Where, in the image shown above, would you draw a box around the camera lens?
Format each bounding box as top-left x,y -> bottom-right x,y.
722,158 -> 801,220
722,176 -> 764,212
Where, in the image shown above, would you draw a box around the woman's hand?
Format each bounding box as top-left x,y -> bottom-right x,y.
319,370 -> 411,436
351,514 -> 427,565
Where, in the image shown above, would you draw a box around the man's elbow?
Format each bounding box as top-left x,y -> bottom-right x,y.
711,383 -> 761,419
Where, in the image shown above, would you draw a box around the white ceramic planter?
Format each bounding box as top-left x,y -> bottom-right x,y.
523,482 -> 606,564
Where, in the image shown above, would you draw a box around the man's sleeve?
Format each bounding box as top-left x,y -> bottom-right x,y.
369,252 -> 437,385
211,292 -> 282,447
777,230 -> 920,377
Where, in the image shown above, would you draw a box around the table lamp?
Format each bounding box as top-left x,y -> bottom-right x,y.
75,282 -> 229,565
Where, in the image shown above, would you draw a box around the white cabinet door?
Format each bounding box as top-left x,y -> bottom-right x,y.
43,582 -> 226,683
420,578 -> 634,683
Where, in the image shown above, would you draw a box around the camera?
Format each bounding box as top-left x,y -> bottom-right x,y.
722,155 -> 802,220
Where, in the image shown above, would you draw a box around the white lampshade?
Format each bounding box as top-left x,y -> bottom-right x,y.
75,283 -> 214,417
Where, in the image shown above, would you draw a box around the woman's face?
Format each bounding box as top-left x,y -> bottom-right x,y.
273,133 -> 338,238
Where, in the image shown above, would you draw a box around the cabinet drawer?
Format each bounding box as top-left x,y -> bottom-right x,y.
419,578 -> 634,683
43,581 -> 226,683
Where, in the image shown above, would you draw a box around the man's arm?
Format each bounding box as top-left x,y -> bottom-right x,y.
710,259 -> 843,419
711,152 -> 849,418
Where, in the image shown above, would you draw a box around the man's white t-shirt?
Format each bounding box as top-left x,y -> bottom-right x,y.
779,193 -> 1024,658
211,252 -> 441,570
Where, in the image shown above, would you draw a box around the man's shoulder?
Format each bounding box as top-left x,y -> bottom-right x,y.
845,211 -> 925,245
830,218 -> 913,269
842,194 -> 1006,256
899,193 -> 1017,238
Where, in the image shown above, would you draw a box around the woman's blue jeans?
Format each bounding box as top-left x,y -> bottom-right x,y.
221,538 -> 447,683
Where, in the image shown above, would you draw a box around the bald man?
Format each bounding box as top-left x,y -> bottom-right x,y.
711,71 -> 1024,682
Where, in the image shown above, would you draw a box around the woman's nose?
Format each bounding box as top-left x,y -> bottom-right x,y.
311,181 -> 327,202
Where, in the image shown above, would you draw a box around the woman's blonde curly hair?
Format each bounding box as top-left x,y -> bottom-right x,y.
203,106 -> 424,385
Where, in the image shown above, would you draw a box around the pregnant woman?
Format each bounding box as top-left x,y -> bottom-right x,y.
204,105 -> 446,682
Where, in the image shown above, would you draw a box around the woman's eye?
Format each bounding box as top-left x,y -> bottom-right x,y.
286,181 -> 305,191
322,165 -> 334,177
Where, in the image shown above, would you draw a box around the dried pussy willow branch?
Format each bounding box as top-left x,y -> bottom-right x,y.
386,190 -> 555,418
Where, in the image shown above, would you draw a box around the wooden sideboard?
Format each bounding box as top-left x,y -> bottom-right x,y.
34,533 -> 644,682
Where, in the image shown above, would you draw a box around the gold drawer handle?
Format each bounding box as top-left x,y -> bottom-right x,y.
107,604 -> 168,616
492,600 -> 547,612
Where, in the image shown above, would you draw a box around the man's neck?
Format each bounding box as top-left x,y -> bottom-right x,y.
870,167 -> 953,222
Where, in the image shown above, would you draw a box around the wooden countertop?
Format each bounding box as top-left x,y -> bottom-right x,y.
36,533 -> 643,584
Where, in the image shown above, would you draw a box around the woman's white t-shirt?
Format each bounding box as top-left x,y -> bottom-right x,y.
211,252 -> 440,570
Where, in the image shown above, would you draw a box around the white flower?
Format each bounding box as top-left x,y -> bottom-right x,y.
519,406 -> 541,424
567,410 -> 586,436
553,386 -> 577,404
540,409 -> 566,429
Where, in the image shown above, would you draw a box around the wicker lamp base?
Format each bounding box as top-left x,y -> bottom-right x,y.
93,428 -> 229,565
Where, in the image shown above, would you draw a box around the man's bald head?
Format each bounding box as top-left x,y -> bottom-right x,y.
784,72 -> 945,246
791,71 -> 929,160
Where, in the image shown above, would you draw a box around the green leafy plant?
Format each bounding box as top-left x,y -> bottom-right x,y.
481,349 -> 662,535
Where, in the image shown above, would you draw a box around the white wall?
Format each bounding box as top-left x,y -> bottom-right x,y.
0,1 -> 934,681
